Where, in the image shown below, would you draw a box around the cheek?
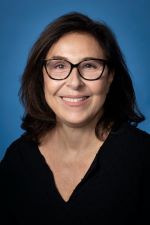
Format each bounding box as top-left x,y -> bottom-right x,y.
91,79 -> 113,111
43,83 -> 58,112
43,75 -> 64,108
43,73 -> 56,96
91,80 -> 110,97
43,75 -> 55,104
44,85 -> 51,103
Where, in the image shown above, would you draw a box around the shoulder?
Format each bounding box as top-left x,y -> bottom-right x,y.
113,123 -> 150,141
111,123 -> 150,154
0,136 -> 37,170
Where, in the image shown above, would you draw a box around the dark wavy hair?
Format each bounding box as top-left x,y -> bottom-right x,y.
19,12 -> 145,142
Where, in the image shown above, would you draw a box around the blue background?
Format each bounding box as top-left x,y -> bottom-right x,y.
0,0 -> 150,159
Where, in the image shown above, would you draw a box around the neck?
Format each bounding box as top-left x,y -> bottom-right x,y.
56,123 -> 99,152
39,105 -> 113,159
40,120 -> 103,157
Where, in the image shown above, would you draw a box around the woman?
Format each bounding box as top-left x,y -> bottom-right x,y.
1,12 -> 150,225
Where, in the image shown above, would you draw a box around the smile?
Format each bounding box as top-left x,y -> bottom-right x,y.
60,96 -> 89,106
61,97 -> 88,102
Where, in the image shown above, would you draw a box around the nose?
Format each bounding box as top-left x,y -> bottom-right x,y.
66,67 -> 85,89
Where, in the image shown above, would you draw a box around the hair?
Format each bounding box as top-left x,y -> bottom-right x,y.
19,12 -> 145,142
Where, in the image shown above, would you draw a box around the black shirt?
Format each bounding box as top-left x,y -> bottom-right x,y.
1,123 -> 150,225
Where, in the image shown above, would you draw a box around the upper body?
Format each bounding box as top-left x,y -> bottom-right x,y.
0,12 -> 149,225
1,123 -> 150,225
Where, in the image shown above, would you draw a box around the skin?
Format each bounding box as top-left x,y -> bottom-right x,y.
39,32 -> 114,201
43,32 -> 113,130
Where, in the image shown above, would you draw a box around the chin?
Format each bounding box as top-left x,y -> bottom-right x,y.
59,116 -> 97,128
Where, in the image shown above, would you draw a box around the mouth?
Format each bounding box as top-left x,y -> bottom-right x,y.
60,96 -> 89,106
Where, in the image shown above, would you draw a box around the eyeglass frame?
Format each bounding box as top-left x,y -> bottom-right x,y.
42,58 -> 109,81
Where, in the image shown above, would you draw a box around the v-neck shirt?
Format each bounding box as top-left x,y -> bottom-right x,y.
1,123 -> 150,225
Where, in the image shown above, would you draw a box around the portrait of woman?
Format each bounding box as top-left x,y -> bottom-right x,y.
1,12 -> 150,225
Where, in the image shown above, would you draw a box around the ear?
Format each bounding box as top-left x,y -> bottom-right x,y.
108,70 -> 114,83
106,71 -> 114,94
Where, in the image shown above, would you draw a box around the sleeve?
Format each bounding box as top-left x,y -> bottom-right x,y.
0,143 -> 20,225
0,162 -> 16,224
140,134 -> 150,224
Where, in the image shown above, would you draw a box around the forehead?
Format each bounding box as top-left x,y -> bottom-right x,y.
46,32 -> 105,61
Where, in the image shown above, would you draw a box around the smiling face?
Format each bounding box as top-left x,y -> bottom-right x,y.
43,32 -> 114,128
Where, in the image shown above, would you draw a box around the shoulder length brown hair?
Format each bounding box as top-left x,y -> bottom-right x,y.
19,12 -> 145,142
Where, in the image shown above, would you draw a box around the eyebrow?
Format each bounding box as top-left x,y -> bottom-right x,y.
50,56 -> 69,60
48,55 -> 104,61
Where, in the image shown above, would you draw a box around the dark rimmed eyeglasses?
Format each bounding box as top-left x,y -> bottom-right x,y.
42,58 -> 109,81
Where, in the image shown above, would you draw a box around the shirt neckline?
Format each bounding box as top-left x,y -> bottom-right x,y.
31,127 -> 114,204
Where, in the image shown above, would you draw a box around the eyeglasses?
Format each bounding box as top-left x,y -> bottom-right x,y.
42,58 -> 109,81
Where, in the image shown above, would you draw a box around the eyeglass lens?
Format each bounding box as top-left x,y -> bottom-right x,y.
45,59 -> 106,80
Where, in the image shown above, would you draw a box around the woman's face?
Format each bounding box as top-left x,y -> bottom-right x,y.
43,32 -> 113,128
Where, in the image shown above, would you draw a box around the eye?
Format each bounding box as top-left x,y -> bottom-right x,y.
85,63 -> 94,68
55,64 -> 65,69
47,60 -> 67,70
82,62 -> 98,69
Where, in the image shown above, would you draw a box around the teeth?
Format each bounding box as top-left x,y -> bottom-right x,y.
62,97 -> 87,102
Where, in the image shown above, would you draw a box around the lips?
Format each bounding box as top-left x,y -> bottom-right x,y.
60,96 -> 89,106
61,96 -> 88,102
